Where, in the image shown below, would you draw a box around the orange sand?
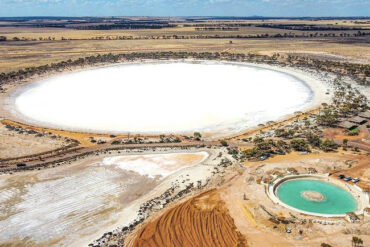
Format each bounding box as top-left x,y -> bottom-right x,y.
131,190 -> 248,247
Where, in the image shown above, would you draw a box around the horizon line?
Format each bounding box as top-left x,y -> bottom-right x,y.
0,15 -> 369,18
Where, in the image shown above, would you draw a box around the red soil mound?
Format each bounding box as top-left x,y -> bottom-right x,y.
131,190 -> 248,247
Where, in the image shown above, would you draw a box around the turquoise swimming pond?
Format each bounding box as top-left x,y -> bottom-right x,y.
277,179 -> 357,215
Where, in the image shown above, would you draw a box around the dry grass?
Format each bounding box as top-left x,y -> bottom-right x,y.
1,21 -> 366,40
1,119 -> 126,147
0,26 -> 287,39
0,20 -> 369,73
0,38 -> 369,73
0,122 -> 66,158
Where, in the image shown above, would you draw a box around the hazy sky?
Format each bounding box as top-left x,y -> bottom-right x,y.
0,0 -> 369,17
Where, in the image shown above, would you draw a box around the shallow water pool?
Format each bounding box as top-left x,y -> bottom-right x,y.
277,179 -> 357,215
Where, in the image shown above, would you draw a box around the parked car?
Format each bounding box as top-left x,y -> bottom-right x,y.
338,174 -> 345,179
352,178 -> 360,183
344,176 -> 351,181
259,154 -> 270,161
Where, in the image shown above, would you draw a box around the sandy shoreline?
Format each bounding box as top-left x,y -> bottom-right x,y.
1,59 -> 332,139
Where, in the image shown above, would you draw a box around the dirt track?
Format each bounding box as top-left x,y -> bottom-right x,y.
131,190 -> 248,247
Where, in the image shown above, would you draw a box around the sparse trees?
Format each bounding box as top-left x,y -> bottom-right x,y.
320,139 -> 338,152
316,108 -> 339,127
290,139 -> 310,152
352,236 -> 364,247
306,132 -> 321,147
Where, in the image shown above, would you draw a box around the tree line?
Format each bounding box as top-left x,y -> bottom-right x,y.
1,31 -> 369,43
256,23 -> 370,31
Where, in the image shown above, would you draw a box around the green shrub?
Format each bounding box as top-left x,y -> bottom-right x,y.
343,138 -> 348,146
290,139 -> 310,152
193,132 -> 202,140
348,128 -> 358,136
320,139 -> 338,152
306,132 -> 321,147
220,140 -> 228,146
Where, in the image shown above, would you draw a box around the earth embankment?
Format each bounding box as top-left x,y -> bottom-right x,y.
131,190 -> 248,247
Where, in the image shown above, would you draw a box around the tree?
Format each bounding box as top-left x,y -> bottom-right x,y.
253,136 -> 264,143
290,139 -> 310,152
343,138 -> 348,146
220,140 -> 228,147
306,132 -> 321,147
320,139 -> 338,152
277,140 -> 291,152
316,108 -> 339,127
193,132 -> 202,141
352,236 -> 363,247
348,128 -> 359,136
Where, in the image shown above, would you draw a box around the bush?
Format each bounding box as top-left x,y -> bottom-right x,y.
348,128 -> 359,136
173,137 -> 181,143
227,147 -> 239,155
253,137 -> 264,143
352,236 -> 364,247
316,108 -> 339,126
16,163 -> 26,167
242,147 -> 260,159
320,139 -> 338,152
343,138 -> 348,146
306,132 -> 321,147
193,132 -> 202,141
290,139 -> 310,152
321,244 -> 332,247
275,128 -> 295,139
220,140 -> 228,146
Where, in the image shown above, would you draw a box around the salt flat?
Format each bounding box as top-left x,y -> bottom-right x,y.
0,151 -> 208,246
102,151 -> 209,179
12,61 -> 314,134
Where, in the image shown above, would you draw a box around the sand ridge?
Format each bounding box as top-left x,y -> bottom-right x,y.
131,189 -> 248,247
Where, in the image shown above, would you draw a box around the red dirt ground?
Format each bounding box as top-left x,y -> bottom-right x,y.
131,190 -> 248,247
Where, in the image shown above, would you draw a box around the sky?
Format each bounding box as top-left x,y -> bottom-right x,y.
0,0 -> 369,17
